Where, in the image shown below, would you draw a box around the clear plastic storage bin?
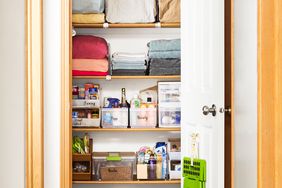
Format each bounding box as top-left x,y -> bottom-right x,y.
102,108 -> 129,128
72,109 -> 100,127
72,99 -> 100,108
158,82 -> 181,105
130,108 -> 157,128
93,152 -> 136,181
159,107 -> 181,127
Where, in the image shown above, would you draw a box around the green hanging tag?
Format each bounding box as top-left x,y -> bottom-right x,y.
183,157 -> 206,182
184,177 -> 205,188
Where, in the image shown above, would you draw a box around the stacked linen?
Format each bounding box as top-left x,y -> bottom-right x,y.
72,0 -> 105,24
158,0 -> 180,23
111,52 -> 147,76
105,0 -> 157,23
147,39 -> 181,75
73,35 -> 109,76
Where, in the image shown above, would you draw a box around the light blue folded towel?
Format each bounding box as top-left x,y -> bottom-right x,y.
148,51 -> 181,59
147,39 -> 181,52
73,0 -> 104,13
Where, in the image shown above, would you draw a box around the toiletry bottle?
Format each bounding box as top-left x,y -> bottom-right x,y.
120,88 -> 128,108
148,154 -> 156,179
161,152 -> 168,179
130,94 -> 141,108
156,154 -> 162,179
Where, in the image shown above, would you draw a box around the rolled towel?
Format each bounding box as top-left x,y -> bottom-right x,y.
148,51 -> 180,59
72,0 -> 104,13
147,39 -> 181,52
72,59 -> 109,72
73,35 -> 108,59
72,13 -> 105,24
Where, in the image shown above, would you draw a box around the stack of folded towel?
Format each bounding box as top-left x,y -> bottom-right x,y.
72,0 -> 105,24
111,52 -> 147,76
73,35 -> 109,76
146,39 -> 181,75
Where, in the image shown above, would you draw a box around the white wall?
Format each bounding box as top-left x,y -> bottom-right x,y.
44,0 -> 61,188
0,0 -> 25,188
234,0 -> 257,187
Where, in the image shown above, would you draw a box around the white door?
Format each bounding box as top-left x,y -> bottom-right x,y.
181,0 -> 225,187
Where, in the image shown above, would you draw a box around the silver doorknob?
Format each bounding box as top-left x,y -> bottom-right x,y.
202,104 -> 217,116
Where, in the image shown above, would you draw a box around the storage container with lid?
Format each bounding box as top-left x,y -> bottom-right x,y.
92,152 -> 136,181
159,107 -> 181,127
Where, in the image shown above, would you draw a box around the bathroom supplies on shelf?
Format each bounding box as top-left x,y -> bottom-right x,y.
158,82 -> 181,127
136,142 -> 169,180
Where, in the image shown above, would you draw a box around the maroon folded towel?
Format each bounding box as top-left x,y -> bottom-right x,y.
73,35 -> 108,59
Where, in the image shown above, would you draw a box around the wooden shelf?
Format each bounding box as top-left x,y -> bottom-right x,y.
73,22 -> 180,28
73,75 -> 181,80
72,127 -> 181,132
73,179 -> 181,184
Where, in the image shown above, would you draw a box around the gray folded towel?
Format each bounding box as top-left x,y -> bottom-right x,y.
147,39 -> 181,52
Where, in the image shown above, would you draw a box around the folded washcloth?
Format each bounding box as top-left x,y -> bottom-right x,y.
112,69 -> 145,76
72,70 -> 108,76
72,13 -> 105,24
73,35 -> 108,59
147,39 -> 181,52
149,67 -> 180,75
72,59 -> 109,72
112,64 -> 146,70
112,52 -> 148,62
72,0 -> 105,13
148,51 -> 180,59
149,58 -> 181,68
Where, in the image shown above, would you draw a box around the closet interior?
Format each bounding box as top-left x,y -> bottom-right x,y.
71,0 -> 181,186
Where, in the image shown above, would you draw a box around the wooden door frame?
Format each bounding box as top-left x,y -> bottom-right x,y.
25,0 -> 44,187
24,0 -> 282,186
257,0 -> 282,187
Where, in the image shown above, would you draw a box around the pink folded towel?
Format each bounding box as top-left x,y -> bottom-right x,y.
72,59 -> 109,72
72,70 -> 108,76
73,35 -> 108,59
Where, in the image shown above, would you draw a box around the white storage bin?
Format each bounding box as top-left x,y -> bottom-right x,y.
130,108 -> 157,128
72,117 -> 100,127
105,0 -> 157,23
158,82 -> 181,105
72,0 -> 105,13
73,99 -> 100,108
169,160 -> 181,179
102,108 -> 129,128
159,107 -> 181,127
